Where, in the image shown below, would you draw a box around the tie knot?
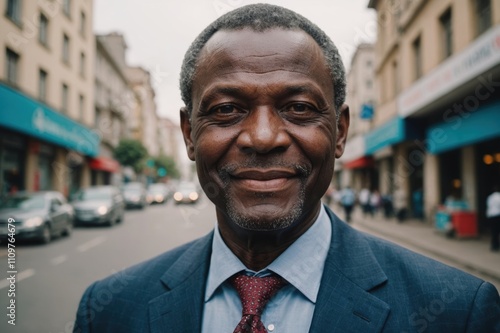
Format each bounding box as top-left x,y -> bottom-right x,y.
230,273 -> 287,316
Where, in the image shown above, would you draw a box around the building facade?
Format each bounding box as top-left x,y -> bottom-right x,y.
125,66 -> 159,158
338,43 -> 377,192
157,117 -> 180,161
93,33 -> 135,186
0,0 -> 98,197
368,0 -> 500,230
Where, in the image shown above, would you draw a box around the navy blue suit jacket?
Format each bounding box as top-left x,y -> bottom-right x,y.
74,207 -> 500,332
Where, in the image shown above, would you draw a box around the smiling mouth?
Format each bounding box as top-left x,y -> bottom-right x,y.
230,169 -> 299,191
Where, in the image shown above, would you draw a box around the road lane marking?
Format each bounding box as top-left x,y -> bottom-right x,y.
0,269 -> 35,289
50,255 -> 68,265
77,236 -> 107,253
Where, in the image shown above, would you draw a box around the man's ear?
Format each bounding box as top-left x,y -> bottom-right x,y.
335,104 -> 350,159
180,107 -> 195,161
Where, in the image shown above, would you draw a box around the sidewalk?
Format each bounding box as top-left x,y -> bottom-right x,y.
342,207 -> 500,284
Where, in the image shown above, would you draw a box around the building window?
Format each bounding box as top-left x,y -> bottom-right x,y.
79,94 -> 84,121
62,84 -> 69,113
440,8 -> 453,59
62,34 -> 70,64
6,0 -> 21,24
39,69 -> 48,102
80,11 -> 86,36
63,0 -> 71,17
5,48 -> 20,85
413,35 -> 422,80
79,52 -> 85,76
39,13 -> 49,46
475,0 -> 492,36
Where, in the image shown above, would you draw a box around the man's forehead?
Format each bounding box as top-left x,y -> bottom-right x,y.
199,27 -> 322,60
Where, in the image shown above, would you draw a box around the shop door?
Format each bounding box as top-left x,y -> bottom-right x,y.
1,148 -> 24,195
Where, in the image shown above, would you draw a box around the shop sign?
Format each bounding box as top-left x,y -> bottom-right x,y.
365,117 -> 405,155
398,25 -> 500,117
0,84 -> 99,156
426,101 -> 500,154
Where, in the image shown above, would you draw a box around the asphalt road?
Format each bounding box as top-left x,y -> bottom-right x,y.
1,198 -> 498,332
0,197 -> 215,333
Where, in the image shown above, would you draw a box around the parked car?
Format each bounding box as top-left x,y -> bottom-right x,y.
173,182 -> 200,204
147,183 -> 169,204
71,186 -> 125,226
122,182 -> 147,209
0,191 -> 73,244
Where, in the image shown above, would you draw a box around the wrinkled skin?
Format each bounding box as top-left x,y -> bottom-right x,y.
180,28 -> 349,270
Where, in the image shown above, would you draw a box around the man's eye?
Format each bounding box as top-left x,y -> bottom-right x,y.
214,105 -> 236,114
286,103 -> 315,112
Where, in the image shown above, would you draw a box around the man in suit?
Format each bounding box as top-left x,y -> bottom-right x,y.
74,4 -> 500,332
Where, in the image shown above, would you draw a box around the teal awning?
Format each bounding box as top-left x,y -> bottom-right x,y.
365,116 -> 408,155
426,102 -> 500,154
0,83 -> 100,156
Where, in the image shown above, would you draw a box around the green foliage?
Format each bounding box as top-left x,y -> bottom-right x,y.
113,139 -> 148,172
154,155 -> 181,179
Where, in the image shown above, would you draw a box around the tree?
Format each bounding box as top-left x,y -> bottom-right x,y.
154,155 -> 181,179
113,139 -> 148,173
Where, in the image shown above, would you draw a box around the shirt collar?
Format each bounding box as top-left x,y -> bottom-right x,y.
204,205 -> 332,303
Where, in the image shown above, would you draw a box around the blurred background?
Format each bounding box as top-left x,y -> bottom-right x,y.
0,0 -> 499,332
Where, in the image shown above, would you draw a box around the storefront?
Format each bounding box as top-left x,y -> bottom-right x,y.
397,24 -> 500,223
0,129 -> 26,195
426,103 -> 500,231
0,83 -> 99,197
364,116 -> 420,213
89,155 -> 121,186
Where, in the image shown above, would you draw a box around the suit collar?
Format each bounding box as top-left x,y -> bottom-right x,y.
147,206 -> 391,332
148,232 -> 213,333
310,207 -> 390,332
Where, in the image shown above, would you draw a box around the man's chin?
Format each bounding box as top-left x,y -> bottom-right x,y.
226,203 -> 304,231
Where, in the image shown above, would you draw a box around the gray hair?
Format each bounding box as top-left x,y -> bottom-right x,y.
179,3 -> 346,118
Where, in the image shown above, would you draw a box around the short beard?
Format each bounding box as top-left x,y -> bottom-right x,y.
219,162 -> 309,231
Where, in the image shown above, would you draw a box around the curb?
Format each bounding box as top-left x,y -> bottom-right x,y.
356,220 -> 500,284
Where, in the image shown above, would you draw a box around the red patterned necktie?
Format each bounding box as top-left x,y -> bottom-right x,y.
230,273 -> 287,333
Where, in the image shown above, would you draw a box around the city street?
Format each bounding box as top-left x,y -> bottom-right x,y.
1,198 -> 499,332
0,197 -> 215,333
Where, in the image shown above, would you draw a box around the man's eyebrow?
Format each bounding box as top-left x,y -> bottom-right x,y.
281,85 -> 323,97
203,84 -> 325,99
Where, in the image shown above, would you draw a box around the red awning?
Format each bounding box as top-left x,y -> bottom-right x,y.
89,157 -> 120,173
343,156 -> 374,169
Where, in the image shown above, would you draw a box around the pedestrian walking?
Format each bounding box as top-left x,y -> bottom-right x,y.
341,186 -> 356,223
487,185 -> 500,252
393,187 -> 408,222
382,192 -> 393,218
358,187 -> 371,217
369,189 -> 381,217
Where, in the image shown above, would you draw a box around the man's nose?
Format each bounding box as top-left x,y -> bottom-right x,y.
236,107 -> 291,154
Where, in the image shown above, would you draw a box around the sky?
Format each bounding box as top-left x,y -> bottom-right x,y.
93,0 -> 376,124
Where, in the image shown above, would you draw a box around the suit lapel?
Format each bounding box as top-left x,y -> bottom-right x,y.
310,208 -> 390,332
148,232 -> 213,333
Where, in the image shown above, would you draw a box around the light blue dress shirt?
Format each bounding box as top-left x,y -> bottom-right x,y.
202,205 -> 332,333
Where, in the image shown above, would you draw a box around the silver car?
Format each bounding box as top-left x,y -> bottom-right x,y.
72,186 -> 125,226
173,182 -> 200,204
0,191 -> 73,244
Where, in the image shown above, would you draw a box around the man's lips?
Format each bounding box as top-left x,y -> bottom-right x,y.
229,169 -> 298,191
